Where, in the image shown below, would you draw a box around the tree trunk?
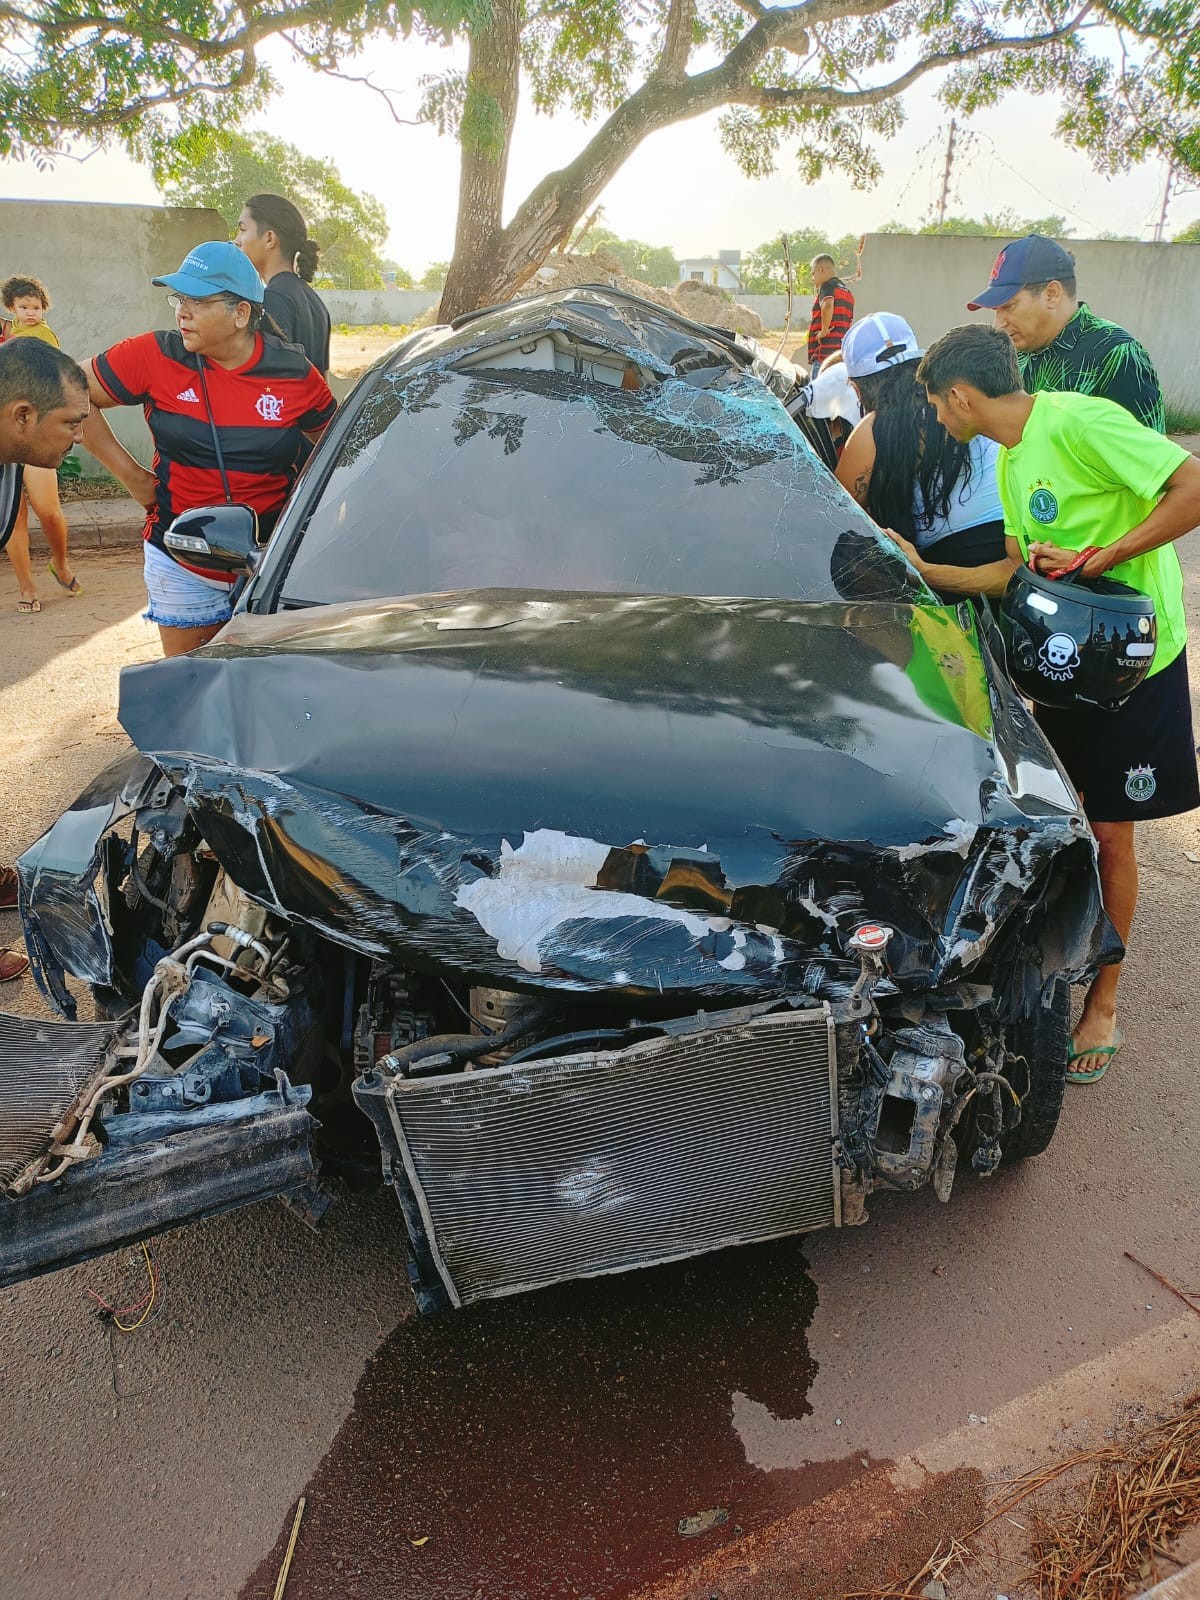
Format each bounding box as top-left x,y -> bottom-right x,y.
437,2 -> 808,318
438,0 -> 521,323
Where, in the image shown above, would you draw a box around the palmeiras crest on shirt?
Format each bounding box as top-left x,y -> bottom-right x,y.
256,390 -> 285,422
1124,764 -> 1157,802
1029,485 -> 1058,524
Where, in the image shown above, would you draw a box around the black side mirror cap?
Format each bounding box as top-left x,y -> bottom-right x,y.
163,504 -> 263,575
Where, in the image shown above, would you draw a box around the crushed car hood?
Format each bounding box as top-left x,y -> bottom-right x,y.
109,588 -> 1107,1006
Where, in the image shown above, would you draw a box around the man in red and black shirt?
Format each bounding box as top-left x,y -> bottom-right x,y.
81,241 -> 336,654
807,253 -> 855,370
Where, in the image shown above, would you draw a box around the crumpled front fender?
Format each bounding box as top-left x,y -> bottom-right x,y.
17,750 -> 165,1019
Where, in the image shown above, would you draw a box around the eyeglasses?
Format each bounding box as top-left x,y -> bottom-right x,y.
167,293 -> 235,313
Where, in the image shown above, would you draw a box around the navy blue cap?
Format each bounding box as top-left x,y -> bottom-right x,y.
967,234 -> 1076,311
153,241 -> 265,304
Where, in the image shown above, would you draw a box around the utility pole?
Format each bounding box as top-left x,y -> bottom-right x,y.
1153,161 -> 1174,242
936,118 -> 958,229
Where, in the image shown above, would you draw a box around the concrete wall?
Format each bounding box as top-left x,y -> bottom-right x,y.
317,289 -> 441,325
851,233 -> 1200,415
1,199 -> 229,474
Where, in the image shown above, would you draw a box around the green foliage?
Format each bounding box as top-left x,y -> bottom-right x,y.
381,260 -> 416,288
162,129 -> 389,287
584,228 -> 680,287
873,212 -> 1073,239
741,230 -> 860,295
420,261 -> 451,290
1173,218 -> 1200,242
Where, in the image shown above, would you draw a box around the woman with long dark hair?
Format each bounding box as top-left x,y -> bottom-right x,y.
835,313 -> 1005,581
234,193 -> 332,375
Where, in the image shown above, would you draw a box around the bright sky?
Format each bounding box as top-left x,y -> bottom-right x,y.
2,30 -> 1197,274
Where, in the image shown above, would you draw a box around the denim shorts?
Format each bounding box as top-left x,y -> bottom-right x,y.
143,541 -> 234,630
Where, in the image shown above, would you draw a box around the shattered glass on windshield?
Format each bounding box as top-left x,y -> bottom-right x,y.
276,302 -> 926,609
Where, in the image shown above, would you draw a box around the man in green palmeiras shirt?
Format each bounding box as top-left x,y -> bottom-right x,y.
881,323 -> 1200,1086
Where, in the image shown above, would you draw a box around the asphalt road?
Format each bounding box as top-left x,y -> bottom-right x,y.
1,535 -> 1198,1600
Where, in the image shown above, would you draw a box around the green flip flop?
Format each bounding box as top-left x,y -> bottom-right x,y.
1066,1028 -> 1124,1085
48,559 -> 82,595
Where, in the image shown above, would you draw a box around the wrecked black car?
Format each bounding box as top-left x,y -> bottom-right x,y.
3,288 -> 1113,1310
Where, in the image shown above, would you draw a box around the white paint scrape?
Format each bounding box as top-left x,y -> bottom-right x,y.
455,828 -> 742,975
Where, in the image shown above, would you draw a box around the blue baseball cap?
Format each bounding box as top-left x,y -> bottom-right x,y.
967,234 -> 1076,311
153,241 -> 265,304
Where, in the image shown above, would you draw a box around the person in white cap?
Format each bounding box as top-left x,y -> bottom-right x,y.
835,312 -> 1006,593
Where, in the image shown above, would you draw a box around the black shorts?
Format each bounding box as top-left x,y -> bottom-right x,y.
1036,646 -> 1200,823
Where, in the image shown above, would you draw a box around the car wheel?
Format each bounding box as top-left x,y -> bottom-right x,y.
999,979 -> 1070,1161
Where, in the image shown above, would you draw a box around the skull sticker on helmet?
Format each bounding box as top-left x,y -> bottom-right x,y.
1039,632 -> 1080,681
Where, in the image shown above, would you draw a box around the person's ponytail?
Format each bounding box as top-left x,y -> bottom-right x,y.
295,239 -> 320,283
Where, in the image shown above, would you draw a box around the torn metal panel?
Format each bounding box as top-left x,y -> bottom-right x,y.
17,750 -> 162,1017
111,589 -> 1107,1004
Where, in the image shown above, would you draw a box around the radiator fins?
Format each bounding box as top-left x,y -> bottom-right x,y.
385,1008 -> 839,1306
0,1012 -> 119,1195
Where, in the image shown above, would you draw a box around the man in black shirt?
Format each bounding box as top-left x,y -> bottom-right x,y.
0,339 -> 90,980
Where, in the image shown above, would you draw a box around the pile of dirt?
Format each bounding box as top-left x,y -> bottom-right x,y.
413,250 -> 766,337
531,251 -> 765,336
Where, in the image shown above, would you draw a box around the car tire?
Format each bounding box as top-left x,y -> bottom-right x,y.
999,979 -> 1069,1161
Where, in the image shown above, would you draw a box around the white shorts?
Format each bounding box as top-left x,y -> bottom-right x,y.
143,542 -> 234,630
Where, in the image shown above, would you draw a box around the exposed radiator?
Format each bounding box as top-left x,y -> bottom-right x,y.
0,1011 -> 119,1195
384,1006 -> 839,1306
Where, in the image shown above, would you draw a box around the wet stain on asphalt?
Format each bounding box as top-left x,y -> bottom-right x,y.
241,1237 -> 869,1600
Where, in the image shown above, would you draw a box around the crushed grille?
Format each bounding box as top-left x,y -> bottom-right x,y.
386,1007 -> 839,1306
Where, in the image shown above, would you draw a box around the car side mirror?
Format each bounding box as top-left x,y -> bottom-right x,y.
163,504 -> 263,575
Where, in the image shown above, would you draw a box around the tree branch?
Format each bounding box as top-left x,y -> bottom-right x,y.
655,0 -> 695,81
279,30 -> 424,123
731,5 -> 1098,113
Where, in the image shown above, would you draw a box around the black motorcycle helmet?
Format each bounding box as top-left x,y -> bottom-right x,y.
998,563 -> 1157,711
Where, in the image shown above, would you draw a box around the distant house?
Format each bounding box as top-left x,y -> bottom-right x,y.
677,250 -> 743,292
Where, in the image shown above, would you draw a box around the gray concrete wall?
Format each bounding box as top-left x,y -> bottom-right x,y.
317,289 -> 441,325
851,233 -> 1200,415
1,200 -> 230,474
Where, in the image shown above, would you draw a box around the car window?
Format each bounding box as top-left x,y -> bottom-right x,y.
277,362 -> 926,608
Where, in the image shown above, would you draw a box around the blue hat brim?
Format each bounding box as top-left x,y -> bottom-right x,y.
151,269 -> 261,303
967,282 -> 1020,311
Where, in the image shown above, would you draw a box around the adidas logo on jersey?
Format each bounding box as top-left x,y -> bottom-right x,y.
176,386 -> 200,404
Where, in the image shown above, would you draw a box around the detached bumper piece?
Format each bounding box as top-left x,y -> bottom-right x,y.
0,1081 -> 316,1289
356,1006 -> 839,1309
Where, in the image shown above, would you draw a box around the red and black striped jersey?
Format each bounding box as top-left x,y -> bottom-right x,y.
807,279 -> 856,368
93,330 -> 336,559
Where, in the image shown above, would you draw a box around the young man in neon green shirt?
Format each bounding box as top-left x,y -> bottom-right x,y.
882,323 -> 1200,1082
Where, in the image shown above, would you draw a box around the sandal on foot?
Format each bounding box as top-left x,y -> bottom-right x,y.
48,560 -> 82,595
0,948 -> 29,982
17,597 -> 41,613
1066,1028 -> 1124,1084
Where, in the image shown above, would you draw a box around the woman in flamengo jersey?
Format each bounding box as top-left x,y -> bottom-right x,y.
79,241 -> 336,657
234,193 -> 332,377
